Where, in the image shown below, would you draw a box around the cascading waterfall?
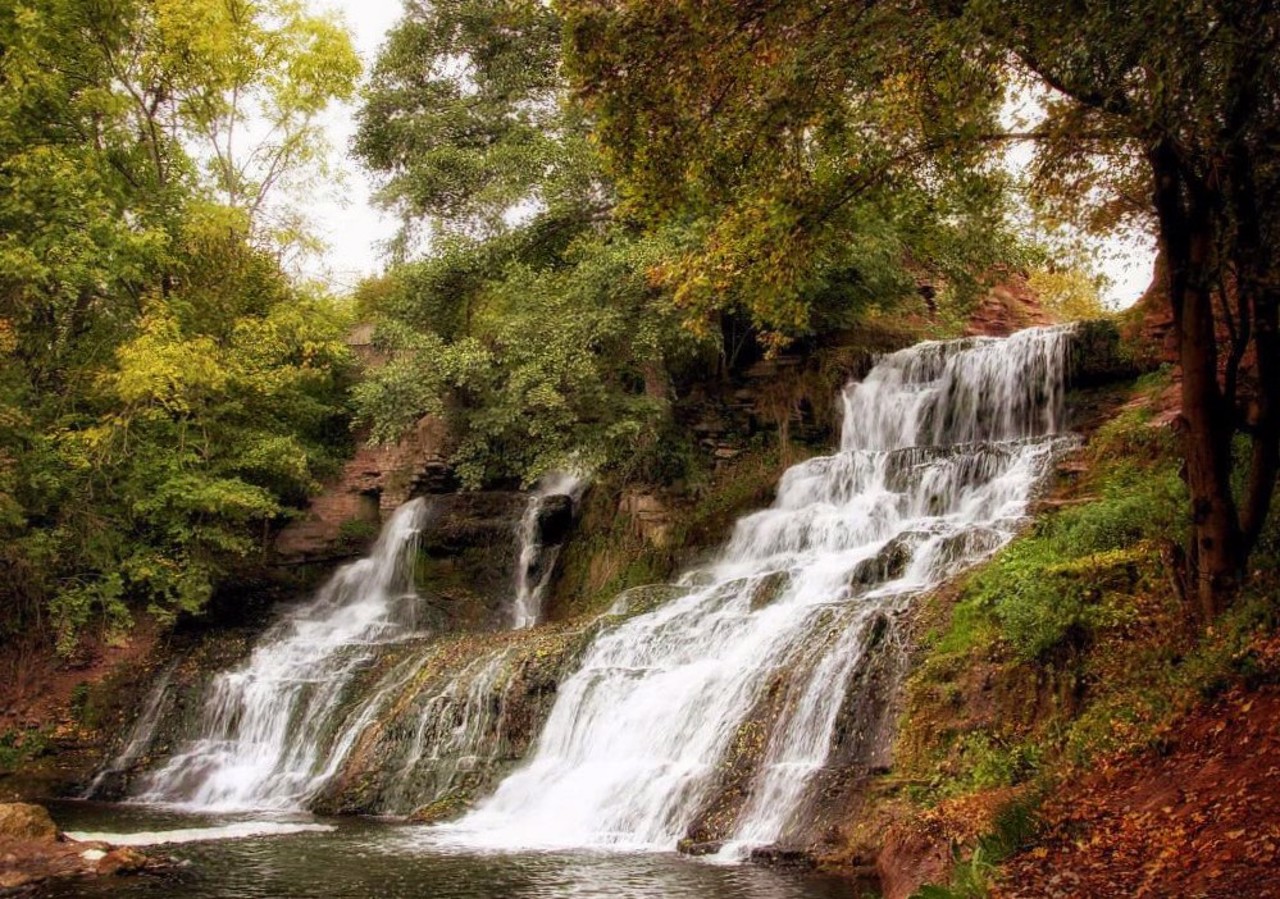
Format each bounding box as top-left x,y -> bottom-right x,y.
120,475 -> 584,814
438,325 -> 1077,853
378,647 -> 517,812
134,498 -> 434,810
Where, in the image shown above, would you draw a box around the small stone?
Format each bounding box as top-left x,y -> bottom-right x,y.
95,846 -> 148,875
80,848 -> 108,862
0,870 -> 35,889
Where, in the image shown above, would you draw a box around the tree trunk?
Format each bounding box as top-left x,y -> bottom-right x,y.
1240,288 -> 1280,557
1224,131 -> 1280,560
1150,141 -> 1243,616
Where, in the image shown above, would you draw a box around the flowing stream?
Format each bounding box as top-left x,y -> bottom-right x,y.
98,325 -> 1076,872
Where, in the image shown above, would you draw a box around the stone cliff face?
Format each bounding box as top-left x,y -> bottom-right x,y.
274,415 -> 455,564
964,278 -> 1057,338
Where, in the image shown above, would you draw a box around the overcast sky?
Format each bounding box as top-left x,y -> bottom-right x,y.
307,0 -> 1155,307
301,0 -> 404,291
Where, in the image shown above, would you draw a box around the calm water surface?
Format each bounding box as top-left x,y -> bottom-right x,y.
38,802 -> 865,899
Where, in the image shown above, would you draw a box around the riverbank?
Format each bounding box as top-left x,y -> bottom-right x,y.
0,802 -> 168,894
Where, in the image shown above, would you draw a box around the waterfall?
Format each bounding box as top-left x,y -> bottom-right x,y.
134,498 -> 433,810
379,647 -> 517,812
436,325 -> 1076,853
81,662 -> 178,799
512,472 -> 586,629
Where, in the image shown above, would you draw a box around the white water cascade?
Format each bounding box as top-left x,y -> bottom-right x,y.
135,498 -> 434,810
512,472 -> 587,629
439,326 -> 1077,853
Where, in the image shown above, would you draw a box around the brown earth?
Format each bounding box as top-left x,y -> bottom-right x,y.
997,634 -> 1280,899
0,618 -> 159,735
0,619 -> 164,802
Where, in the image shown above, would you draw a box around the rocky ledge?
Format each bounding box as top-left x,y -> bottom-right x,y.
0,803 -> 169,894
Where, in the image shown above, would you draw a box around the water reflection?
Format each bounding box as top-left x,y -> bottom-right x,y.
38,803 -> 866,899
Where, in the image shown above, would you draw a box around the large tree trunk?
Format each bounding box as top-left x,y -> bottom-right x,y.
1224,131 -> 1280,560
1150,141 -> 1244,616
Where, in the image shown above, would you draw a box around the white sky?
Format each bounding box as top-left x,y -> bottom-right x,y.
301,0 -> 404,291
305,0 -> 1155,307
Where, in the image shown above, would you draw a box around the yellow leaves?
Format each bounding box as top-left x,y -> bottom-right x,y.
111,310 -> 228,413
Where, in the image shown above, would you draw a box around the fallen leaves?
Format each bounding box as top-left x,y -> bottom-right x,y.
994,678 -> 1280,899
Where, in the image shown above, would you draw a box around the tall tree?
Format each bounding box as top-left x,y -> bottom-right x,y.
952,0 -> 1280,612
356,0 -> 607,247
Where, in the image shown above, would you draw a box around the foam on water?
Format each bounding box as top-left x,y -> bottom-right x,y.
64,821 -> 336,846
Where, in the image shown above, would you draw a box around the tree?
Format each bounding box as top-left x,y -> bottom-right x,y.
0,0 -> 357,650
353,0 -> 702,487
951,0 -> 1280,613
560,0 -> 1026,346
355,0 -> 607,248
90,0 -> 360,250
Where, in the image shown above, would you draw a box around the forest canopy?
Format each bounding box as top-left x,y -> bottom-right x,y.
0,0 -> 358,650
5,0 -> 1276,654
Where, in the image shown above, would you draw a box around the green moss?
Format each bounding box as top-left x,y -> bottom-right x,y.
337,517 -> 379,550
547,445 -> 793,620
0,728 -> 51,773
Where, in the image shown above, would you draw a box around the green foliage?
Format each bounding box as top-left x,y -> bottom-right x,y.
959,411 -> 1185,662
356,0 -> 603,244
1026,266 -> 1108,321
352,0 -> 1017,490
943,733 -> 1042,797
0,729 -> 50,774
0,0 -> 357,651
337,517 -> 380,549
562,0 -> 1027,344
353,220 -> 705,488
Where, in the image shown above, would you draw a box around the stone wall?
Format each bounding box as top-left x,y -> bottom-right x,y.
275,415 -> 455,564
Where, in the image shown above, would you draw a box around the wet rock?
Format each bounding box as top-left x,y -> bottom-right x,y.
749,845 -> 816,867
94,846 -> 149,876
414,492 -> 533,631
677,838 -> 724,856
608,584 -> 689,617
0,803 -> 57,841
0,834 -> 168,893
748,571 -> 791,610
618,490 -> 674,547
849,537 -> 911,589
534,494 -> 574,546
421,492 -> 529,556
